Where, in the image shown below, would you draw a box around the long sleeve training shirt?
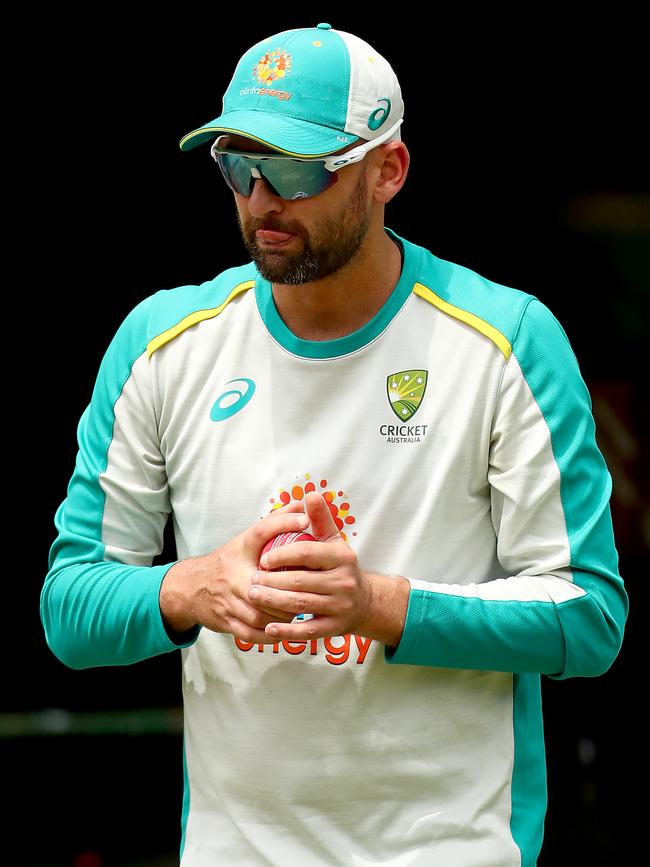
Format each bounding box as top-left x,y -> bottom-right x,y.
41,226 -> 628,866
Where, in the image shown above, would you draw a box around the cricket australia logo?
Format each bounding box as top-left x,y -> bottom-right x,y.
380,369 -> 429,444
387,369 -> 427,419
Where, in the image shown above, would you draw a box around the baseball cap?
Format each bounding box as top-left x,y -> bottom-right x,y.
178,23 -> 404,157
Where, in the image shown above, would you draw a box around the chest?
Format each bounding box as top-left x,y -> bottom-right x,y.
153,302 -> 503,578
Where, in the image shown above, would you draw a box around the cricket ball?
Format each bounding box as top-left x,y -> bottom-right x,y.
259,531 -> 317,570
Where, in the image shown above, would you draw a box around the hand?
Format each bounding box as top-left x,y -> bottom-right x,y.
159,500 -> 311,643
248,491 -> 379,641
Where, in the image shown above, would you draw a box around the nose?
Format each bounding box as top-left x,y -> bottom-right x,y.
247,176 -> 284,217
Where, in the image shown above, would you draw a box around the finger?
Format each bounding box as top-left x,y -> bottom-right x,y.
304,491 -> 343,542
251,509 -> 310,552
233,597 -> 295,628
255,602 -> 299,620
204,597 -> 287,643
264,616 -> 341,641
224,619 -> 285,644
249,582 -> 329,616
259,540 -> 343,571
252,568 -> 337,595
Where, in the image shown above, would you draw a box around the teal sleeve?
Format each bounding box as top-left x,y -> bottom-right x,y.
40,296 -> 201,670
386,298 -> 628,677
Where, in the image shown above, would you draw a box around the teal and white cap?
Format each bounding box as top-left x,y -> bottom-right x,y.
178,23 -> 404,157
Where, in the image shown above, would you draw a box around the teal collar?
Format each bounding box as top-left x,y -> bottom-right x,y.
255,226 -> 420,359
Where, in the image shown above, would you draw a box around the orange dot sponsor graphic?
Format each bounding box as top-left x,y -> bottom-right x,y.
254,49 -> 292,85
249,475 -> 369,667
267,474 -> 358,542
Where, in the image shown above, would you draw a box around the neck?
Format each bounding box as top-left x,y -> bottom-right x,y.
270,224 -> 403,341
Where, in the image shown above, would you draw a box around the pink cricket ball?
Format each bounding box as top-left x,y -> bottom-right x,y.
259,531 -> 317,570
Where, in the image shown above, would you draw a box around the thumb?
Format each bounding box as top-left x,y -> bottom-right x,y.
304,491 -> 342,542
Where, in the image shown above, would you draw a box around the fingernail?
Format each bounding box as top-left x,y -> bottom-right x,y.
251,571 -> 260,584
260,553 -> 269,567
267,625 -> 278,636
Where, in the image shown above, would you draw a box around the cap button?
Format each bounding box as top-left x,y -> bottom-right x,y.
316,23 -> 332,29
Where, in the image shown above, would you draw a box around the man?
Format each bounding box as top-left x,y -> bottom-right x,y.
41,23 -> 628,867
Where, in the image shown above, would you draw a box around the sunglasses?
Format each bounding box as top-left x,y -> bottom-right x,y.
210,119 -> 402,201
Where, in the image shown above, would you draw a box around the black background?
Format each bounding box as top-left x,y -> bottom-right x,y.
9,8 -> 646,865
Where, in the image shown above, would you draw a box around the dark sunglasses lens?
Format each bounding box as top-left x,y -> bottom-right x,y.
217,155 -> 252,196
216,154 -> 338,200
262,159 -> 338,200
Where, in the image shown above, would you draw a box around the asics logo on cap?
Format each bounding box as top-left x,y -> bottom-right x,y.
368,98 -> 391,131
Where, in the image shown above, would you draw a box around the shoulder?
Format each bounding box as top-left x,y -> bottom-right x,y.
106,262 -> 258,361
395,229 -> 567,362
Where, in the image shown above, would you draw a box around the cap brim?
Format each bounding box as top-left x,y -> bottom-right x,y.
179,110 -> 360,156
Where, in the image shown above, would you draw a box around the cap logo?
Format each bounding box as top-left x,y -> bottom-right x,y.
254,49 -> 292,85
368,98 -> 391,131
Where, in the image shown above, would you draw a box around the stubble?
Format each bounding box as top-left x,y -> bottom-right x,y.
236,168 -> 371,285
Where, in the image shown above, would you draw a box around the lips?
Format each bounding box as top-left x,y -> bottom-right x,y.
256,229 -> 296,245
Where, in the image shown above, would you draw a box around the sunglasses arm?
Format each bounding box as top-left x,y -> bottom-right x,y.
322,118 -> 404,170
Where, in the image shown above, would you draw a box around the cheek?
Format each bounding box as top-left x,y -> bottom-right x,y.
233,197 -> 252,228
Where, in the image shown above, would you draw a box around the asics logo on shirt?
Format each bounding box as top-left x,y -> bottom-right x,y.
210,378 -> 256,421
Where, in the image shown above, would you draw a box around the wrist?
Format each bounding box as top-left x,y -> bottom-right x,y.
159,559 -> 201,634
359,571 -> 410,648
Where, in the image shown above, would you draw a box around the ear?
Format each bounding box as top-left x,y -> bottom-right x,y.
372,142 -> 410,205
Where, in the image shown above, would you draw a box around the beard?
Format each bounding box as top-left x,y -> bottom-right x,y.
235,167 -> 371,285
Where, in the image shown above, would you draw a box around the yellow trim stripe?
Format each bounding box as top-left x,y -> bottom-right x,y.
413,282 -> 512,360
146,280 -> 254,358
179,127 -> 345,158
